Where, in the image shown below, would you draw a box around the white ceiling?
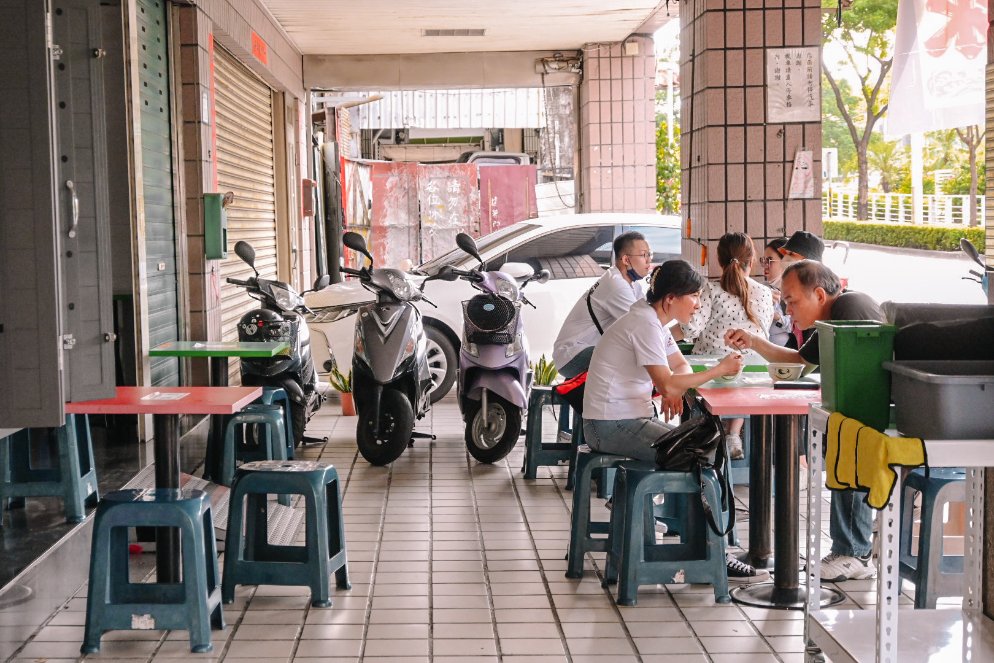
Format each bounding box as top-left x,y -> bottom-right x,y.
259,0 -> 676,55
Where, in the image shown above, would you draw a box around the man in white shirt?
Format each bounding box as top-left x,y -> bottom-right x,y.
552,232 -> 653,378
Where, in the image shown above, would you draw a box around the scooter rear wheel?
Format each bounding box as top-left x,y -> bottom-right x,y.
356,389 -> 414,466
465,394 -> 522,464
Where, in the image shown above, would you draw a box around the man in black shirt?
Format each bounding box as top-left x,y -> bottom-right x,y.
724,260 -> 883,582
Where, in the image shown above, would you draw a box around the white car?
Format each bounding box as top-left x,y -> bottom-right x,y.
305,212 -> 682,401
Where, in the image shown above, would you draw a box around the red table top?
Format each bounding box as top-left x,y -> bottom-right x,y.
696,385 -> 821,416
65,386 -> 262,416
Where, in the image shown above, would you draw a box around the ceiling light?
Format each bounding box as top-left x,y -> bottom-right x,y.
422,29 -> 486,37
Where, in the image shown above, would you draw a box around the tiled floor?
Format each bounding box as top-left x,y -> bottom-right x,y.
7,398 -> 954,662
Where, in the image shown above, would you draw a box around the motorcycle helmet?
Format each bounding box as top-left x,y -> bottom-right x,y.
238,308 -> 290,342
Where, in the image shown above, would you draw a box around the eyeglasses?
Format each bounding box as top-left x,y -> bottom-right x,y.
760,257 -> 779,266
627,251 -> 652,260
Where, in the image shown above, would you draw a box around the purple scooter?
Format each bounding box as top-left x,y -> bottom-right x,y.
446,233 -> 550,463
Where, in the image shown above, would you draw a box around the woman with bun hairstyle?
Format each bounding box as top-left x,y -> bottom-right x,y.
679,232 -> 774,459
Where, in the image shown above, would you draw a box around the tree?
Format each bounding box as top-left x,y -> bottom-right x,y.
821,76 -> 858,178
656,116 -> 680,214
954,125 -> 985,226
866,134 -> 906,193
822,0 -> 899,220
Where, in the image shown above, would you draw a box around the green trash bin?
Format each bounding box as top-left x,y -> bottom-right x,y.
816,320 -> 896,431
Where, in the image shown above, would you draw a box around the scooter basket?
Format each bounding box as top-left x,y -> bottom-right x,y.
463,295 -> 516,332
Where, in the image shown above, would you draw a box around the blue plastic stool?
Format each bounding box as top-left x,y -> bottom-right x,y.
81,488 -> 223,654
0,414 -> 98,524
565,445 -> 630,578
220,405 -> 288,504
222,460 -> 350,608
899,467 -> 965,608
522,386 -> 574,480
257,387 -> 294,460
603,461 -> 730,606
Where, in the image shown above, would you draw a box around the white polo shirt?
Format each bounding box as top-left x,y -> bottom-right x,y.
583,299 -> 680,421
552,266 -> 645,369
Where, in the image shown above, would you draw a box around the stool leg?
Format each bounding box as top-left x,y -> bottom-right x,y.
702,474 -> 731,604
202,505 -> 225,629
181,512 -> 214,653
916,488 -> 943,610
327,478 -> 351,590
522,399 -> 543,479
616,485 -> 648,606
602,469 -> 628,587
57,416 -> 86,523
565,421 -> 583,491
82,510 -> 112,654
222,489 -> 246,604
566,456 -> 595,579
900,484 -> 917,571
307,487 -> 332,607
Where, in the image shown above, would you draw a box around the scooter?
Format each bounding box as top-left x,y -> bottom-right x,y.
448,232 -> 550,463
338,231 -> 455,465
960,237 -> 991,296
227,240 -> 330,448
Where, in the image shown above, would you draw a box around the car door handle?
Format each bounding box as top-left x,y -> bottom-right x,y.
65,179 -> 79,238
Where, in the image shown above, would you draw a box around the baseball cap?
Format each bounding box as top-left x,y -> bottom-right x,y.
778,230 -> 824,262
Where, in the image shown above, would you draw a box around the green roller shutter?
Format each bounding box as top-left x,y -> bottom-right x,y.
137,0 -> 180,386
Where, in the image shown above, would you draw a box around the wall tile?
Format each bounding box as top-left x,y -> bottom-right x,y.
764,10 -> 784,47
725,10 -> 744,48
727,126 -> 745,163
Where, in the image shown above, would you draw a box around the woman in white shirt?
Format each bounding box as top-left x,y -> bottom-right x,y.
582,260 -> 742,462
679,232 -> 774,459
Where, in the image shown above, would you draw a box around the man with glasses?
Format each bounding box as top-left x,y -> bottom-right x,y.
553,231 -> 653,378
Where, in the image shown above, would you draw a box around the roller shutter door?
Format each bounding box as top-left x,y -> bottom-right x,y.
138,0 -> 180,386
214,45 -> 278,381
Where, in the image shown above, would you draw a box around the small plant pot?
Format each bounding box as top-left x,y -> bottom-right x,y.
340,392 -> 356,417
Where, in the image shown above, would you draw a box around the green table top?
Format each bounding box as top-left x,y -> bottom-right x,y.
149,341 -> 290,358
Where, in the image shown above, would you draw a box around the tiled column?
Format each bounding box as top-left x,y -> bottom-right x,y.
578,36 -> 657,213
680,1 -> 822,274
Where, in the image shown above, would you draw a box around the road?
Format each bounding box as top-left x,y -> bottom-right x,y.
822,242 -> 987,306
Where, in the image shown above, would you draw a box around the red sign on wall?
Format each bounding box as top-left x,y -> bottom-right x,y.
251,31 -> 268,65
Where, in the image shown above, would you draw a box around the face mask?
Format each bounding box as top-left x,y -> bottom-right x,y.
627,267 -> 644,282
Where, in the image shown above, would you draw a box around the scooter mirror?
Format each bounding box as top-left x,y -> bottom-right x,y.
234,240 -> 257,271
313,274 -> 331,291
533,269 -> 551,285
343,231 -> 373,263
961,238 -> 985,267
456,232 -> 483,264
436,265 -> 460,281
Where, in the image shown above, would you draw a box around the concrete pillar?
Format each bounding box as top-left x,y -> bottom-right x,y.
578,36 -> 657,214
680,1 -> 823,275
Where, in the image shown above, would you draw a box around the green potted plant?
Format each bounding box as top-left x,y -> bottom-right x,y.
329,367 -> 355,416
530,354 -> 558,386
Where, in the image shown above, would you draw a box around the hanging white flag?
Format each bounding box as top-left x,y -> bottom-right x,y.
886,0 -> 987,137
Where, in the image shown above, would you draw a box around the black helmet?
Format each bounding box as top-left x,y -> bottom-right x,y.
238,308 -> 288,342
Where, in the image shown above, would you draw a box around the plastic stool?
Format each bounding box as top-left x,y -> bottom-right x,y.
81,488 -> 223,654
899,467 -> 965,608
565,445 -> 630,578
522,386 -> 574,479
222,460 -> 350,607
257,387 -> 294,459
220,405 -> 288,496
603,461 -> 730,606
0,414 -> 98,524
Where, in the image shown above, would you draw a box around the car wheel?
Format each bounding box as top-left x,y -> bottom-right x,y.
425,326 -> 457,403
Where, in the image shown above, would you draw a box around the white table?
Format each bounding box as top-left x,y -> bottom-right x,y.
804,405 -> 994,662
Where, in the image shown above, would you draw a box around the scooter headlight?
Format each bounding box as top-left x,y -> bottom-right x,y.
462,331 -> 479,357
354,326 -> 368,362
401,336 -> 417,360
494,278 -> 518,300
505,332 -> 524,358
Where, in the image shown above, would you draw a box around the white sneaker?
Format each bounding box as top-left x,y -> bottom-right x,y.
820,552 -> 876,582
726,434 -> 744,460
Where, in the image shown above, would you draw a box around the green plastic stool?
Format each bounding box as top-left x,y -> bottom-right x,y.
222,460 -> 350,607
81,488 -> 223,654
522,386 -> 574,480
257,387 -> 294,459
0,414 -> 98,524
603,461 -> 730,606
220,405 -> 289,506
565,445 -> 630,578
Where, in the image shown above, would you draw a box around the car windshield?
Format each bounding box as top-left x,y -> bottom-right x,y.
417,223 -> 540,275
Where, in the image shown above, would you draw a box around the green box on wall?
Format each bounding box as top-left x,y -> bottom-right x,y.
203,193 -> 228,259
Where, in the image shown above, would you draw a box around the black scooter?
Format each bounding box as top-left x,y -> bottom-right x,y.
227,240 -> 330,449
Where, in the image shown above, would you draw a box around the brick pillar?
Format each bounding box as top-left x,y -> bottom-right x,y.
578,36 -> 657,213
680,1 -> 823,275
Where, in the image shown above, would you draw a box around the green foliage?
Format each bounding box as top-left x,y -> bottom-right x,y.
530,354 -> 558,386
821,77 -> 858,175
866,134 -> 906,193
891,172 -> 935,195
656,117 -> 680,214
328,367 -> 352,393
944,163 -> 986,196
824,220 -> 985,252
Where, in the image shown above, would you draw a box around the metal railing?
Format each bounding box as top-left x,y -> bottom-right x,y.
822,190 -> 985,225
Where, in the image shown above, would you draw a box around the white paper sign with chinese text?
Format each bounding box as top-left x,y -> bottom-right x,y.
789,151 -> 815,199
766,47 -> 820,123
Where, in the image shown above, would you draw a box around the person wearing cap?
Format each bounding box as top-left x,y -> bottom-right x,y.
724,260 -> 885,582
778,231 -> 826,348
582,260 -> 768,583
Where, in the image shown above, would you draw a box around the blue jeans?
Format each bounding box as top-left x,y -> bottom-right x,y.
558,346 -> 595,379
830,489 -> 873,557
582,417 -> 673,464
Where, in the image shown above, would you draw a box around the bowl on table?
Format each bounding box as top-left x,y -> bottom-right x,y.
768,363 -> 805,381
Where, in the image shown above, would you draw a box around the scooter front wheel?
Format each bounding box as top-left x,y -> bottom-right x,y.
465,394 -> 522,464
356,389 -> 414,466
